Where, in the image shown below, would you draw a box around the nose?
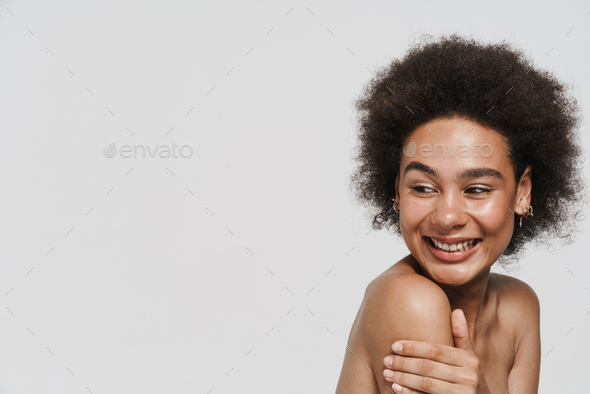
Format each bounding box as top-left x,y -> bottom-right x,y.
430,190 -> 468,230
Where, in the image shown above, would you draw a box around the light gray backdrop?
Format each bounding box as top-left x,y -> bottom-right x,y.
1,0 -> 589,393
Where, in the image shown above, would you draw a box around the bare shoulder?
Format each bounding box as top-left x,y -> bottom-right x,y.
491,274 -> 542,390
364,270 -> 452,327
363,271 -> 454,390
335,264 -> 453,394
490,273 -> 540,317
366,254 -> 451,312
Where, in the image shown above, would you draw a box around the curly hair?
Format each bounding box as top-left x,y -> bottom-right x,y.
348,32 -> 587,267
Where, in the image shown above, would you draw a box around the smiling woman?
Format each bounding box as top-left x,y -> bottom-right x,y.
396,117 -> 523,286
335,33 -> 586,394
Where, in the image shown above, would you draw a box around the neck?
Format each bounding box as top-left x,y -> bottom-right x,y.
439,268 -> 491,344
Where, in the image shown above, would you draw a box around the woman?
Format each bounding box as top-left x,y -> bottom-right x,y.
336,34 -> 586,393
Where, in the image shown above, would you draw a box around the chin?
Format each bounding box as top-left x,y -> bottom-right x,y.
422,264 -> 477,287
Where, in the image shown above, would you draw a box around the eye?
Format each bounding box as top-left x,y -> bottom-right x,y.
465,186 -> 493,194
410,185 -> 437,194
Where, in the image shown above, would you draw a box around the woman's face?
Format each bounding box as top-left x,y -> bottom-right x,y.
396,116 -> 531,286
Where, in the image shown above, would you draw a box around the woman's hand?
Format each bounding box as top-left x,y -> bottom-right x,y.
382,309 -> 492,394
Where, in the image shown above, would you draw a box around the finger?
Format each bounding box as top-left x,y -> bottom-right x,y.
451,309 -> 474,352
388,382 -> 428,394
383,354 -> 463,383
391,340 -> 465,367
387,370 -> 457,394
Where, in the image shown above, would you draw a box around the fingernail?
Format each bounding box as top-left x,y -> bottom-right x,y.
383,356 -> 393,366
393,383 -> 403,393
392,342 -> 403,352
383,369 -> 394,378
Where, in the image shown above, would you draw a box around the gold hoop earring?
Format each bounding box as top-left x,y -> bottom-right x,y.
519,205 -> 533,228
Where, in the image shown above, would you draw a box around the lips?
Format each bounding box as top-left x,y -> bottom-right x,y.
423,236 -> 481,262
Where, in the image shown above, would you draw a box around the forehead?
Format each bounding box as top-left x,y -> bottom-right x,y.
400,116 -> 513,180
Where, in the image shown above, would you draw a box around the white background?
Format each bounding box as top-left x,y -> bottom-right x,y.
1,0 -> 589,393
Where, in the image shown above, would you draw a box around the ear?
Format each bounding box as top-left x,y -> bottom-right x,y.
395,175 -> 400,204
515,165 -> 532,216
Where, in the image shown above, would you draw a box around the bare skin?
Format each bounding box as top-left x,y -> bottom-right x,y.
335,116 -> 541,393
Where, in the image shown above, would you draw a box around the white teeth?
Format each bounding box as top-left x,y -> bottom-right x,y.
430,237 -> 477,252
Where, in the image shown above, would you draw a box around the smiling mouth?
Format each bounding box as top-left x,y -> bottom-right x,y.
425,236 -> 482,253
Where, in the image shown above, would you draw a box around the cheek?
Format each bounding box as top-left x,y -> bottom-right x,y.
399,201 -> 430,232
398,201 -> 431,251
473,200 -> 514,240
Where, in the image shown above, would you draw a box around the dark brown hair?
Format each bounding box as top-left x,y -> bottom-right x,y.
349,33 -> 587,266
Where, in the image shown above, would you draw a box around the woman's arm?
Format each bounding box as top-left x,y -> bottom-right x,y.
505,280 -> 541,393
336,272 -> 454,393
335,286 -> 381,393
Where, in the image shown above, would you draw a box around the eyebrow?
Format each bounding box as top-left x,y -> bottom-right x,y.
403,161 -> 504,181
